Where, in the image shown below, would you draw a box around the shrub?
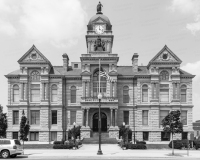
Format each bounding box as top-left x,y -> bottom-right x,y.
120,142 -> 146,149
136,141 -> 146,145
53,141 -> 64,145
53,144 -> 73,149
194,140 -> 200,150
169,140 -> 194,149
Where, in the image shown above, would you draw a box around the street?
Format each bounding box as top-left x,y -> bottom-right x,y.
9,144 -> 200,160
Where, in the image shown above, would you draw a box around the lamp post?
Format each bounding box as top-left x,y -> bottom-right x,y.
133,107 -> 136,144
97,93 -> 103,155
73,122 -> 76,146
122,122 -> 125,145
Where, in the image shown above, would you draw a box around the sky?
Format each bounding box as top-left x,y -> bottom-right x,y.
0,0 -> 200,121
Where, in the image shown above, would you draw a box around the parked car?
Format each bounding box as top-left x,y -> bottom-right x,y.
0,139 -> 23,158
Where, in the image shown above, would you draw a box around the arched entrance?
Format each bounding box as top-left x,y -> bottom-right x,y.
93,112 -> 107,132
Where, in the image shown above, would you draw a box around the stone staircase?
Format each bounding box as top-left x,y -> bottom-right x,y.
82,132 -> 117,144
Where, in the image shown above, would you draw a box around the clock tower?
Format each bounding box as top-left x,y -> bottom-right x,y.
86,2 -> 114,53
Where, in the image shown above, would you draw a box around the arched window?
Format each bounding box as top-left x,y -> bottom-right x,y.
142,84 -> 148,102
30,71 -> 40,81
51,85 -> 58,102
159,71 -> 169,81
71,86 -> 76,103
93,70 -> 107,97
123,86 -> 129,103
181,85 -> 187,102
13,85 -> 19,102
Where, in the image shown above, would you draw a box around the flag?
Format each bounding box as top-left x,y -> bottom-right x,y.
99,70 -> 114,82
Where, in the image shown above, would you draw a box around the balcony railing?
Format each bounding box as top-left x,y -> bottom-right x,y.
81,97 -> 118,103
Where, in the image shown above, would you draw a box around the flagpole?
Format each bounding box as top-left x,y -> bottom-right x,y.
97,58 -> 103,155
99,59 -> 100,94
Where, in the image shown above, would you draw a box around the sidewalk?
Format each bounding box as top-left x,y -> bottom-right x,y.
21,144 -> 200,159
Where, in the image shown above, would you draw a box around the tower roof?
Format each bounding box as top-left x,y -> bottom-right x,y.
88,14 -> 111,26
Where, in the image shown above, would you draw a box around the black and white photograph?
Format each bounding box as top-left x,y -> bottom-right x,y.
0,0 -> 200,159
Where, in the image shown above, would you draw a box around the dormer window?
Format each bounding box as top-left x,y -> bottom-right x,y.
74,64 -> 78,68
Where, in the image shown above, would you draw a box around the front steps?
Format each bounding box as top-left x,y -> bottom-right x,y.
82,132 -> 117,144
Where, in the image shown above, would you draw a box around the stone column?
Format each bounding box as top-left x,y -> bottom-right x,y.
82,109 -> 85,126
115,109 -> 117,126
42,83 -> 45,100
114,81 -> 117,97
24,83 -> 27,100
45,83 -> 49,100
172,83 -> 175,99
110,108 -> 113,126
86,108 -> 89,126
177,83 -> 180,100
20,83 -> 24,100
151,83 -> 154,99
110,82 -> 113,97
156,83 -> 159,99
87,81 -> 90,97
83,81 -> 86,98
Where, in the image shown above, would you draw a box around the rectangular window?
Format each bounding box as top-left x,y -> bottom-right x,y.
13,89 -> 19,102
31,84 -> 40,102
143,132 -> 149,141
142,89 -> 148,102
31,111 -> 40,125
30,132 -> 39,141
160,84 -> 169,102
52,110 -> 57,125
70,111 -> 76,125
51,89 -> 57,102
74,64 -> 78,68
161,132 -> 170,141
13,111 -> 19,125
181,89 -> 186,102
51,132 -> 57,141
123,111 -> 129,125
71,90 -> 76,103
181,111 -> 187,125
123,90 -> 129,103
142,110 -> 148,125
13,132 -> 18,139
160,110 -> 169,124
182,132 -> 188,140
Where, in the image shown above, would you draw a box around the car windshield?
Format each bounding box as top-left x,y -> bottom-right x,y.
14,140 -> 21,145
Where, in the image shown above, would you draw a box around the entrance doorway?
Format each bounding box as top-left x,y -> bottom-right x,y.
93,112 -> 107,132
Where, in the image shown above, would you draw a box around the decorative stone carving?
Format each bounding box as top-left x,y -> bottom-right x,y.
109,126 -> 119,138
80,126 -> 91,138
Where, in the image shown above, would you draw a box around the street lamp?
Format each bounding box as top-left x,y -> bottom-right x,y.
97,93 -> 103,155
73,122 -> 76,147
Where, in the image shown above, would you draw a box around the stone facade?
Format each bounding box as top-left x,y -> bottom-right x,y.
5,4 -> 195,143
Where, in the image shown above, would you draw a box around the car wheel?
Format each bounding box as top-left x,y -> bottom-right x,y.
1,150 -> 10,158
10,155 -> 17,158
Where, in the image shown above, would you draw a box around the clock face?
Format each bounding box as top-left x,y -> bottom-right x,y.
95,25 -> 104,34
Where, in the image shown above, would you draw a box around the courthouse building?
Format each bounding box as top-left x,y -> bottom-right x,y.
5,4 -> 195,142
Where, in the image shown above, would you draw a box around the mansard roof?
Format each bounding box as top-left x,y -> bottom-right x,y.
5,65 -> 194,78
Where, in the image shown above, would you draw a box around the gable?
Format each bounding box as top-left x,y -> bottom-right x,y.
18,45 -> 51,65
148,45 -> 182,66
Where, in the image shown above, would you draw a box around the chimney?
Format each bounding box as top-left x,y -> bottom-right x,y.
62,53 -> 69,71
132,53 -> 139,72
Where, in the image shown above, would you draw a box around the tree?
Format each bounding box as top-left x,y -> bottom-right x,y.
162,110 -> 183,155
0,105 -> 7,138
19,110 -> 30,151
